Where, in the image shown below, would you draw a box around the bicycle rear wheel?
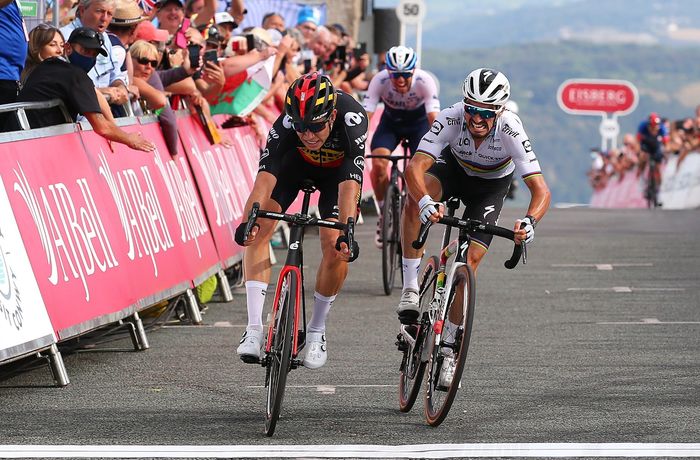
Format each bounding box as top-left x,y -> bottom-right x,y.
424,264 -> 476,426
399,256 -> 439,412
381,184 -> 400,295
265,271 -> 297,436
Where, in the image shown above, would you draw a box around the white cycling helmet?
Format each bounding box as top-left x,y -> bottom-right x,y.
462,68 -> 510,107
385,46 -> 417,72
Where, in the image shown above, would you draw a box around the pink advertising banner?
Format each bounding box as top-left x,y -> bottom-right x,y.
0,121 -> 219,338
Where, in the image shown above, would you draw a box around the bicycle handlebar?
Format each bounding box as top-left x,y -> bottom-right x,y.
412,215 -> 525,269
244,203 -> 355,258
364,155 -> 409,164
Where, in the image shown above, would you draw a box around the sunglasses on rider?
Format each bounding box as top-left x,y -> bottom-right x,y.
389,71 -> 413,79
292,120 -> 327,133
463,101 -> 499,119
136,56 -> 159,67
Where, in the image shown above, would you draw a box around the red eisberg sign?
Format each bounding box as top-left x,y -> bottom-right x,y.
557,79 -> 638,115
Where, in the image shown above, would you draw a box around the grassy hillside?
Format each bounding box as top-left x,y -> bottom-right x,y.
422,41 -> 700,203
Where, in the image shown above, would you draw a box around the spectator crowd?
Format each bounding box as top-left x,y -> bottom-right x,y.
0,0 -> 376,154
587,106 -> 700,203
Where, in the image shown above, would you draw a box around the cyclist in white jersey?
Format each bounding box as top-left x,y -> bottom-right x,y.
396,68 -> 551,324
362,46 -> 440,247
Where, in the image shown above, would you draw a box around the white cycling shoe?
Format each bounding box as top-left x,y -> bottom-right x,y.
236,329 -> 263,363
303,332 -> 327,369
396,289 -> 420,324
437,347 -> 459,390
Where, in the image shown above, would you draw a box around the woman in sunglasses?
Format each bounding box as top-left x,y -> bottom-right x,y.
361,45 -> 441,249
233,72 -> 368,370
396,68 -> 551,325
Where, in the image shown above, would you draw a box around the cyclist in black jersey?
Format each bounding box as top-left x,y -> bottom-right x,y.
233,72 -> 368,369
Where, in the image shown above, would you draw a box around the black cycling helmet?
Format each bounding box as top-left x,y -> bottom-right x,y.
284,72 -> 337,130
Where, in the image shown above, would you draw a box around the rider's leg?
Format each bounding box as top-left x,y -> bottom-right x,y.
304,226 -> 347,368
242,198 -> 283,330
401,174 -> 443,291
369,147 -> 392,203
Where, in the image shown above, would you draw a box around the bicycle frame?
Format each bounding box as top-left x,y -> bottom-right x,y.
264,201 -> 309,361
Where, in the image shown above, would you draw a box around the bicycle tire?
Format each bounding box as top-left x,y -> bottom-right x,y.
265,271 -> 297,436
424,264 -> 476,426
381,184 -> 400,295
399,256 -> 439,412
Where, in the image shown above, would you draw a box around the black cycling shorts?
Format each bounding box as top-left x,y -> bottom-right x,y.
426,150 -> 513,250
270,153 -> 356,219
370,114 -> 428,156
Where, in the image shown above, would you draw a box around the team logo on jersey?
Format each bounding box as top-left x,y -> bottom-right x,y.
522,139 -> 533,153
446,117 -> 460,126
282,115 -> 292,129
354,156 -> 365,171
430,120 -> 444,135
502,123 -> 519,138
344,111 -> 365,127
259,148 -> 270,161
267,128 -> 279,143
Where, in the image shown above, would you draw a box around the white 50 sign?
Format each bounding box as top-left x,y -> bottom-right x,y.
396,0 -> 426,25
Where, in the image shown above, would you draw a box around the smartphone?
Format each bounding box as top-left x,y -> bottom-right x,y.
204,49 -> 218,65
245,33 -> 255,52
334,45 -> 346,64
303,58 -> 312,73
174,18 -> 190,49
187,43 -> 202,69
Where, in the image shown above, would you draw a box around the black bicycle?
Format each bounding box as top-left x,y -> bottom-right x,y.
396,199 -> 524,426
366,139 -> 410,295
241,180 -> 355,436
645,156 -> 661,208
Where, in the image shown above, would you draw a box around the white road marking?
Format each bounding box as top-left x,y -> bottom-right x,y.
245,384 -> 395,390
567,287 -> 685,292
0,443 -> 698,458
552,263 -> 653,270
316,385 -> 336,394
599,318 -> 700,325
162,323 -> 246,328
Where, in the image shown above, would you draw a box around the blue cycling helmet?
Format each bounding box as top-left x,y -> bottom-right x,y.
385,46 -> 417,72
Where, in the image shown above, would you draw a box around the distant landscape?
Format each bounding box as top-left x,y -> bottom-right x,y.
413,0 -> 700,204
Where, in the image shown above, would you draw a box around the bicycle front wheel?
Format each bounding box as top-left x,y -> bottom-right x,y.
265,271 -> 297,436
425,264 -> 476,426
381,184 -> 400,295
399,256 -> 439,412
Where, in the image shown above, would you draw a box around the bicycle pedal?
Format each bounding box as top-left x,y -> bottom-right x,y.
398,311 -> 419,325
395,338 -> 408,352
239,354 -> 261,365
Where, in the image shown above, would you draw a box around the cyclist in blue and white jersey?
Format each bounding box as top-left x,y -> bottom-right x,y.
362,45 -> 440,247
397,68 -> 551,325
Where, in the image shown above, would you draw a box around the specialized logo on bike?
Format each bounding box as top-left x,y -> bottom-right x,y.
289,241 -> 299,250
297,146 -> 344,167
459,240 -> 468,259
344,111 -> 365,127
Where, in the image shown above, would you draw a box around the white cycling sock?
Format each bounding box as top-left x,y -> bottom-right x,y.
308,292 -> 336,333
443,320 -> 459,346
245,280 -> 268,331
402,257 -> 421,292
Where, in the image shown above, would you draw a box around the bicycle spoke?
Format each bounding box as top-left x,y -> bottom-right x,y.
382,185 -> 399,295
398,256 -> 438,412
424,265 -> 476,426
265,272 -> 297,436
